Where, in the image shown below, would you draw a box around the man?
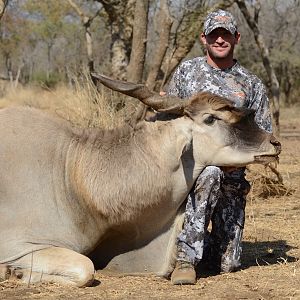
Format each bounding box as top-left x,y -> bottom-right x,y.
167,10 -> 272,285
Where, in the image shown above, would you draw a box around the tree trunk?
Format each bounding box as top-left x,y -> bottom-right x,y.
47,43 -> 51,81
14,61 -> 24,88
97,0 -> 135,80
29,61 -> 34,82
5,54 -> 11,79
127,0 -> 149,83
235,0 -> 280,136
85,22 -> 94,72
145,0 -> 172,90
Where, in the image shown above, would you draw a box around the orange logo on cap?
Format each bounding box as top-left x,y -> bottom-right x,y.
214,16 -> 230,22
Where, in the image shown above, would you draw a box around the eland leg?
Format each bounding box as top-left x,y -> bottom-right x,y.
7,247 -> 95,287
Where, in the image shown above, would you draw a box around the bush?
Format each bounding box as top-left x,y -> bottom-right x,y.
31,72 -> 63,89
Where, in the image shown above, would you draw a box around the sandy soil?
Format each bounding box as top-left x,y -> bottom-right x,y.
1,107 -> 300,300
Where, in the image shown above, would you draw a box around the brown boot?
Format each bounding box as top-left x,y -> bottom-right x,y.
171,261 -> 196,285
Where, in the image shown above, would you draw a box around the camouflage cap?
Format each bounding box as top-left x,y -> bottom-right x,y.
203,10 -> 237,35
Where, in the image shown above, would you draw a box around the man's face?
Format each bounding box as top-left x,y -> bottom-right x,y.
201,28 -> 240,59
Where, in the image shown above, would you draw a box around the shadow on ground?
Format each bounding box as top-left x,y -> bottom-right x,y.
196,240 -> 298,278
241,239 -> 298,267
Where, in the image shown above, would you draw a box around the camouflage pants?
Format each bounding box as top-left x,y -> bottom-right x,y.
177,166 -> 250,273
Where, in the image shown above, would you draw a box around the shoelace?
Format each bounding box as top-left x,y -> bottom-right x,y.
177,262 -> 193,270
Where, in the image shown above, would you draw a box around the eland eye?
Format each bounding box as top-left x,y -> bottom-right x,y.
204,115 -> 216,125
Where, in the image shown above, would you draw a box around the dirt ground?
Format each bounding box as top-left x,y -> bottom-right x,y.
1,106 -> 300,300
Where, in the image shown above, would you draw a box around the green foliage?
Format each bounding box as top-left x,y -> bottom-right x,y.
22,0 -> 73,44
0,10 -> 28,62
31,71 -> 64,89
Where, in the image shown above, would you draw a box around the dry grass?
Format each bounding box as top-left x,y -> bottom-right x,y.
0,74 -> 125,129
246,164 -> 296,199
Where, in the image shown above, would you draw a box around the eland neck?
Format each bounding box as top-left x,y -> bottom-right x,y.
66,117 -> 204,226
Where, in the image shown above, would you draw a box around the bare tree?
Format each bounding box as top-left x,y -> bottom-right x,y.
235,0 -> 280,136
93,0 -> 235,85
67,0 -> 103,72
268,0 -> 300,106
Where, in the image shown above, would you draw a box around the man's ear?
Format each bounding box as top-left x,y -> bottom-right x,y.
235,31 -> 241,45
200,32 -> 206,45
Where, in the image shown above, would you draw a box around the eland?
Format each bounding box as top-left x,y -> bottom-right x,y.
0,74 -> 280,286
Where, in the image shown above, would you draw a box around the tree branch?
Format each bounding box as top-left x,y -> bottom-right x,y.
67,0 -> 84,20
67,0 -> 103,72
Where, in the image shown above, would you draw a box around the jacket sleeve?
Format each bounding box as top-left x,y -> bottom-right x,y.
249,80 -> 273,133
167,64 -> 184,98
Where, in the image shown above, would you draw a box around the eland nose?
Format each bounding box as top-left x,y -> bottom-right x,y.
270,136 -> 281,154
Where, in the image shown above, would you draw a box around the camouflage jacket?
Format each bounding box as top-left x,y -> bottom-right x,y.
167,56 -> 272,133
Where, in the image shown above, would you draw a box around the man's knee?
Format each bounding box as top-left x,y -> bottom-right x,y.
196,166 -> 223,186
202,166 -> 222,177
